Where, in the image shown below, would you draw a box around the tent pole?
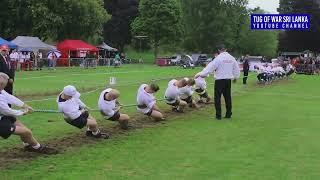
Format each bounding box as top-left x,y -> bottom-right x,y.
68,50 -> 71,67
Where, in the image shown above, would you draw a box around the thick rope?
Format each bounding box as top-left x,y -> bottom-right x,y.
34,98 -> 167,114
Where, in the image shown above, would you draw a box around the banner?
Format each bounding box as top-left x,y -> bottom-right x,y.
251,14 -> 311,30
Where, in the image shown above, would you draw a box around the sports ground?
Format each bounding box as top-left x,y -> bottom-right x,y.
1,64 -> 320,179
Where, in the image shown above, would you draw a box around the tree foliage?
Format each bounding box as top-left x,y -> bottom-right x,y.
181,0 -> 248,53
238,8 -> 279,58
0,0 -> 109,43
103,0 -> 139,51
279,0 -> 320,52
131,0 -> 183,58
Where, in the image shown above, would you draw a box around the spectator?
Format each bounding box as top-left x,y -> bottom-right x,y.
28,52 -> 35,71
9,50 -> 19,70
35,52 -> 43,70
48,52 -> 57,70
0,46 -> 15,96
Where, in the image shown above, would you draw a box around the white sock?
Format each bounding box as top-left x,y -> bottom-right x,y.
22,142 -> 29,147
87,127 -> 91,131
92,129 -> 100,135
32,143 -> 41,149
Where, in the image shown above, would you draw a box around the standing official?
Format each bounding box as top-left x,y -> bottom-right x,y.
195,44 -> 240,120
243,56 -> 250,85
0,46 -> 14,95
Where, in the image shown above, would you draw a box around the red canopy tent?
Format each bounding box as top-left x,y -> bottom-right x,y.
57,40 -> 98,66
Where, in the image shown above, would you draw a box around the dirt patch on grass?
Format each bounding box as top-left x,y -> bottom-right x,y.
0,78 -> 296,169
0,104 -> 212,170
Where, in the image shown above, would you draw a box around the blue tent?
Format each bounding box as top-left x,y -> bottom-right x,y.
0,37 -> 17,49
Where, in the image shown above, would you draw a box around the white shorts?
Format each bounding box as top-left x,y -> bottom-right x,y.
196,82 -> 206,90
137,107 -> 152,114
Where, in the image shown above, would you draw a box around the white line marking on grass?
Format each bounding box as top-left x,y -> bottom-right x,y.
19,75 -> 58,80
238,91 -> 320,99
25,88 -> 101,103
18,70 -> 152,80
23,76 -> 182,103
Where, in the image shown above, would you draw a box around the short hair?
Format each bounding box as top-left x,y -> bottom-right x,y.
0,73 -> 9,88
109,89 -> 120,98
180,78 -> 188,87
216,44 -> 226,51
187,78 -> 195,86
0,72 -> 9,81
150,83 -> 160,92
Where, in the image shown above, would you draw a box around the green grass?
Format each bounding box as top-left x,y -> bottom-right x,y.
1,66 -> 320,180
125,48 -> 175,64
0,65 -> 202,149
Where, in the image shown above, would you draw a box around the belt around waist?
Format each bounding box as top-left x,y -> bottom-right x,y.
165,96 -> 175,101
137,104 -> 148,109
215,79 -> 232,81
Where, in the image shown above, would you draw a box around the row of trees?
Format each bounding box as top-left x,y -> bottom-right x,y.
0,0 -> 280,58
0,0 -> 109,42
278,0 -> 320,52
131,0 -> 279,58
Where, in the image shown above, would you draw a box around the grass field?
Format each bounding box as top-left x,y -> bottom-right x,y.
1,65 -> 320,179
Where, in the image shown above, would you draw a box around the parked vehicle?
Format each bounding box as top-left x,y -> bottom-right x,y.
181,55 -> 195,69
170,54 -> 182,65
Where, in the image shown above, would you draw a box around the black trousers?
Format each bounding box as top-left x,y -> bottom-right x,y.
4,83 -> 13,108
5,83 -> 13,95
214,79 -> 232,118
243,70 -> 249,84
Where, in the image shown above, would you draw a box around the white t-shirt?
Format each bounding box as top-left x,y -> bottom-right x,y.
9,52 -> 19,61
179,86 -> 193,100
19,53 -> 25,63
195,77 -> 207,89
200,52 -> 240,80
272,67 -> 285,73
265,66 -> 273,73
165,79 -> 179,103
137,84 -> 156,114
57,93 -> 86,120
286,64 -> 294,72
255,66 -> 266,74
98,88 -> 117,118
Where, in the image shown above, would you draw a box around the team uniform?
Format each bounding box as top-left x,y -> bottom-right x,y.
255,65 -> 267,82
272,66 -> 286,79
195,76 -> 210,102
57,92 -> 88,129
137,84 -> 156,116
98,88 -> 121,121
0,90 -> 25,139
265,65 -> 274,82
179,85 -> 194,105
164,79 -> 180,106
286,64 -> 295,76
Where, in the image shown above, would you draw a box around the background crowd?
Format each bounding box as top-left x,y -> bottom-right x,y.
291,57 -> 320,75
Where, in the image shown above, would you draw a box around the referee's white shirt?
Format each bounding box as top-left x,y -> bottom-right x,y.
199,52 -> 240,80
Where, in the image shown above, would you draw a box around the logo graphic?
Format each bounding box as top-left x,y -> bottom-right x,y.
251,14 -> 311,30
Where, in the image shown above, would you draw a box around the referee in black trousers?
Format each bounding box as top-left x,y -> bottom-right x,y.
242,57 -> 250,85
195,44 -> 240,120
